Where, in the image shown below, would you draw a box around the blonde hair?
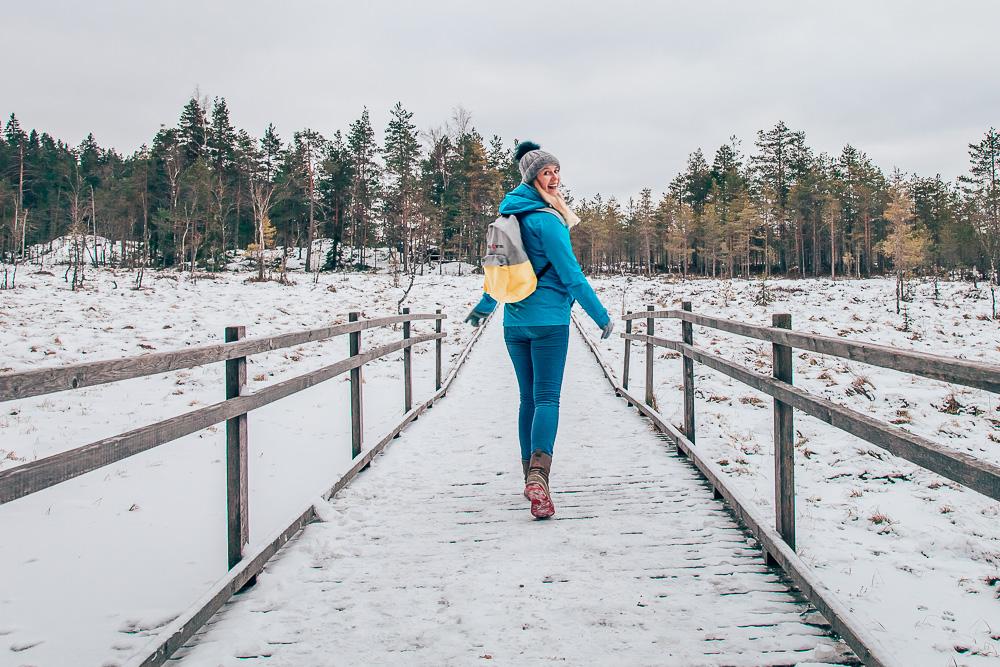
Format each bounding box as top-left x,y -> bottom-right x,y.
534,181 -> 581,228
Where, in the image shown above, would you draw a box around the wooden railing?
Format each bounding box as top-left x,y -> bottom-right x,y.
621,303 -> 1000,546
577,304 -> 1000,667
0,308 -> 490,666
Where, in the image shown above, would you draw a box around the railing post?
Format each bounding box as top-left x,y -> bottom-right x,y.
645,305 -> 655,408
435,309 -> 443,392
772,313 -> 795,551
225,325 -> 248,570
623,312 -> 632,407
349,312 -> 363,459
682,301 -> 695,443
402,307 -> 413,413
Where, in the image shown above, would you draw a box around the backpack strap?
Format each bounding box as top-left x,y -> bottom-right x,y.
538,206 -> 566,225
513,211 -> 554,280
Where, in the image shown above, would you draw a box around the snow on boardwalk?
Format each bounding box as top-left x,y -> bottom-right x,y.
174,318 -> 856,666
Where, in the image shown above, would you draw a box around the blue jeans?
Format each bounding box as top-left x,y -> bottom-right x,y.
503,325 -> 570,461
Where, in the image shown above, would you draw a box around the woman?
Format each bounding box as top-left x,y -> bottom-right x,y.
465,141 -> 614,519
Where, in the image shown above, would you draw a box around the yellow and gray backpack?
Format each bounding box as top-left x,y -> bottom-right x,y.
482,207 -> 562,303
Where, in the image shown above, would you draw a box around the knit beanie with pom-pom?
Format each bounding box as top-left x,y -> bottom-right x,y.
515,140 -> 559,184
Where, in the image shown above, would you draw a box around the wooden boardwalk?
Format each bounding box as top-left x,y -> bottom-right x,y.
174,320 -> 859,666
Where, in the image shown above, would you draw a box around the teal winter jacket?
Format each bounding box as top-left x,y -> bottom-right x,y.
473,183 -> 610,328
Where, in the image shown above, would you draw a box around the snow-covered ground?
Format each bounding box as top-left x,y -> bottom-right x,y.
585,275 -> 1000,665
15,235 -> 479,278
2,270 -> 998,665
0,267 -> 485,666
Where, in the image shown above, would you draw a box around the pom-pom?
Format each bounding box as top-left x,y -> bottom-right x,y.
514,140 -> 541,161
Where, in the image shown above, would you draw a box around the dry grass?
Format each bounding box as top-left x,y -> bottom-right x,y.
869,511 -> 894,534
739,395 -> 766,408
890,409 -> 911,425
845,375 -> 875,401
938,393 -> 965,415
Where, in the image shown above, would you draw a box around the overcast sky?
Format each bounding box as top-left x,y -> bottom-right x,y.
5,0 -> 998,200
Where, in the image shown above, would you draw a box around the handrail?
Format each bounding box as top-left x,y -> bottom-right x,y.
623,332 -> 1000,501
1,310 -> 448,557
0,313 -> 446,402
621,309 -> 1000,393
0,332 -> 444,505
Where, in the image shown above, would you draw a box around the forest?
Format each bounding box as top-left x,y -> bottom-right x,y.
0,96 -> 998,288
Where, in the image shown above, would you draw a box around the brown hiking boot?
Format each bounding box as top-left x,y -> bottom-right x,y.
524,451 -> 554,519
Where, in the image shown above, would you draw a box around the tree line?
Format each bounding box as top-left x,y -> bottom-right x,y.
0,98 -> 997,288
572,124 -> 999,287
0,98 -> 519,286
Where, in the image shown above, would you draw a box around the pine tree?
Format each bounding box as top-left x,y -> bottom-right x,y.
244,124 -> 284,281
959,129 -> 1000,286
206,97 -> 237,173
346,108 -> 380,268
751,121 -> 809,273
421,128 -> 457,267
635,187 -> 655,274
383,102 -> 420,274
319,131 -> 353,270
453,128 -> 491,268
178,97 -> 208,165
834,145 -> 886,276
912,174 -> 957,273
205,98 -> 238,268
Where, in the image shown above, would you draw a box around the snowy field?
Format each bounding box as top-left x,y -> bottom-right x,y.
1,269 -> 998,665
585,275 -> 1000,665
0,267 -> 484,666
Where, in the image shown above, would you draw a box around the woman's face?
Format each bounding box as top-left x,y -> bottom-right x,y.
535,164 -> 561,195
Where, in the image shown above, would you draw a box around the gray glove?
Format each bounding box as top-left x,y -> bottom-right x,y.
464,308 -> 489,328
600,319 -> 615,340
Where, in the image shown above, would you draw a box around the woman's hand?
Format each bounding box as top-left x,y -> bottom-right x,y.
464,308 -> 489,328
600,319 -> 615,339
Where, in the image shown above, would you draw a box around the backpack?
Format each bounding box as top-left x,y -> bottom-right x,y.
482,207 -> 561,303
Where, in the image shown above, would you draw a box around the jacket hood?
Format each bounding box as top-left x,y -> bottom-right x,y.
498,182 -> 547,216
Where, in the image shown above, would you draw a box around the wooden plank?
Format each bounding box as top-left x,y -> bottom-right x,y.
623,313 -> 632,394
623,332 -> 1000,502
435,309 -> 443,391
224,326 -> 249,570
621,310 -> 672,320
573,314 -> 896,667
125,310 -> 484,667
349,312 -> 364,459
0,313 -> 448,403
657,309 -> 1000,395
403,308 -> 413,413
681,301 -> 695,443
0,333 -> 444,505
645,305 -> 655,408
772,314 -> 795,551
